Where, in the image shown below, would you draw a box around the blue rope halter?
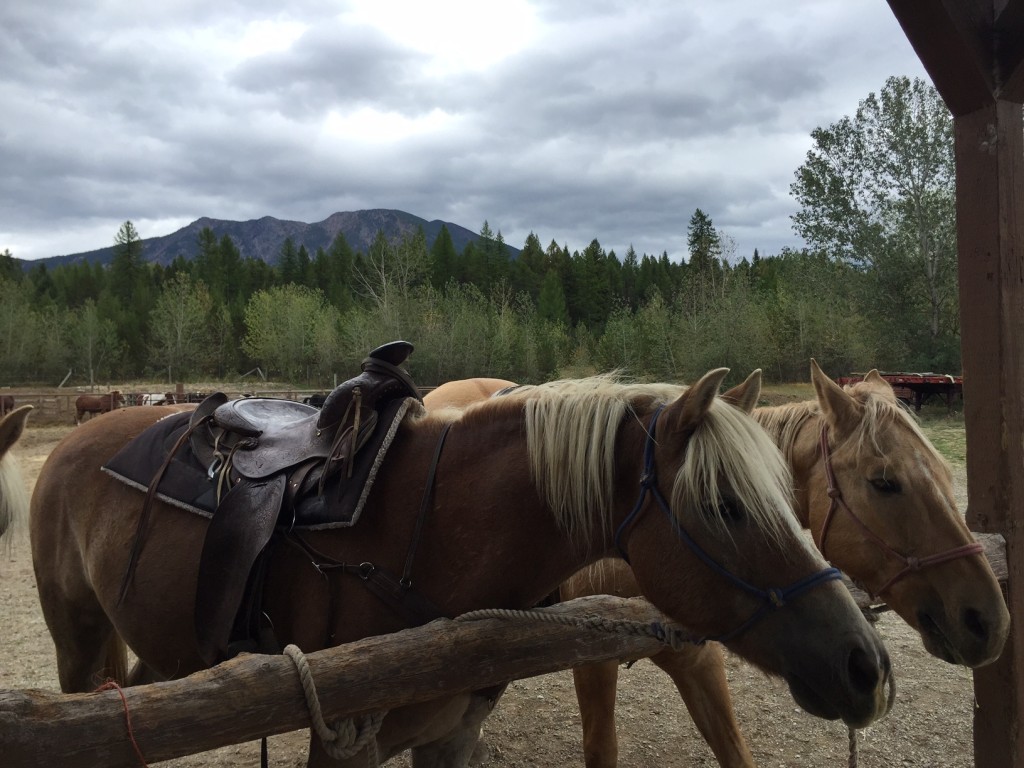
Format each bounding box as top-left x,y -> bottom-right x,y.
613,405 -> 843,643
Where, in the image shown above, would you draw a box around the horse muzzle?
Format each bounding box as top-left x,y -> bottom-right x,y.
782,628 -> 893,728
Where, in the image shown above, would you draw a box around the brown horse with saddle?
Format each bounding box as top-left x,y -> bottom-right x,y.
31,343 -> 892,767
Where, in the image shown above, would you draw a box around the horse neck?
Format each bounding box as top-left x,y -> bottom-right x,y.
754,402 -> 820,530
395,409 -> 622,615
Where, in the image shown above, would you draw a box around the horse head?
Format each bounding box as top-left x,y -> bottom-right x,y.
805,359 -> 1008,667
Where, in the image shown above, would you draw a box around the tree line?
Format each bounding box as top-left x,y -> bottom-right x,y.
0,77 -> 958,389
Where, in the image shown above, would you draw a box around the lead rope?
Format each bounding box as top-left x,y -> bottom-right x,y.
847,660 -> 897,768
284,644 -> 385,765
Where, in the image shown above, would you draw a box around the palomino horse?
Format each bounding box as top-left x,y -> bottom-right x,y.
424,363 -> 1008,768
31,369 -> 891,767
74,391 -> 124,424
0,405 -> 32,545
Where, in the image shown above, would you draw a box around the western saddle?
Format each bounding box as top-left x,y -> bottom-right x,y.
120,340 -> 423,664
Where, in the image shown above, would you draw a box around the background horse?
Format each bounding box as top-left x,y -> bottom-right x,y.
31,369 -> 891,767
74,391 -> 124,424
0,405 -> 32,546
0,394 -> 14,416
137,392 -> 176,406
425,364 -> 1008,768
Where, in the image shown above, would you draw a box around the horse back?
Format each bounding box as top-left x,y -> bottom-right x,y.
423,378 -> 516,410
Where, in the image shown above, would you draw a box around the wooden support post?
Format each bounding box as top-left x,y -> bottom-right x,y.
956,99 -> 1024,768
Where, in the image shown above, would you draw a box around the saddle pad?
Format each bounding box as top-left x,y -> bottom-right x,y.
102,411 -> 218,517
101,397 -> 419,529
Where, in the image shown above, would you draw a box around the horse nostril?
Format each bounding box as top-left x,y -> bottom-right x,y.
964,607 -> 988,641
847,645 -> 882,695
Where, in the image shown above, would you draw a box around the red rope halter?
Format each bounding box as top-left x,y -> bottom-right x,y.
816,423 -> 984,598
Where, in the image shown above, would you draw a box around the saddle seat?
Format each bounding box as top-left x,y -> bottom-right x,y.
189,340 -> 418,483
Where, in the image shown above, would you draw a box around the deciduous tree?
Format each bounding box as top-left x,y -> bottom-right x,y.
791,76 -> 957,367
149,273 -> 214,381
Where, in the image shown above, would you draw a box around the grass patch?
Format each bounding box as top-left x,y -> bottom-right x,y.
919,418 -> 967,469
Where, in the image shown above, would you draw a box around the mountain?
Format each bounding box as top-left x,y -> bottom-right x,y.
26,209 -> 517,269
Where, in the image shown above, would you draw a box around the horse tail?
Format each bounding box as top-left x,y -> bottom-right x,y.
102,632 -> 130,685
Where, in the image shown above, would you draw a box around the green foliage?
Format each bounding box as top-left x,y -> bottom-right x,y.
242,285 -> 340,382
72,299 -> 124,386
0,250 -> 21,284
148,273 -> 215,381
791,76 -> 958,369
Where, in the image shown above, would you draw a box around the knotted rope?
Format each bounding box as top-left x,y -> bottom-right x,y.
284,644 -> 385,763
94,679 -> 149,767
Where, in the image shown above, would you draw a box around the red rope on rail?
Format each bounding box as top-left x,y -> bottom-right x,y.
95,680 -> 150,767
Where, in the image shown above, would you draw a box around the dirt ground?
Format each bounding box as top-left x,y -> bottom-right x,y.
1,423 -> 977,767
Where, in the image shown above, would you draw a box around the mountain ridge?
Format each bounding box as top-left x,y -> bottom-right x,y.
23,209 -> 516,269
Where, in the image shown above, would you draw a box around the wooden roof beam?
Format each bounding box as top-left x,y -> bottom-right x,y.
887,0 -> 1024,114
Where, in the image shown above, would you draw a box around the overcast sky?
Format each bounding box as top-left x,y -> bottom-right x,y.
2,1 -> 930,264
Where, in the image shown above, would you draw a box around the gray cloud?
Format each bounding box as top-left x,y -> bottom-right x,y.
1,2 -> 928,262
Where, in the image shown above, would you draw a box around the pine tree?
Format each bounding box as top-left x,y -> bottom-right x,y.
109,221 -> 144,306
278,238 -> 299,285
538,269 -> 569,325
512,232 -> 546,301
0,249 -> 21,283
429,224 -> 458,288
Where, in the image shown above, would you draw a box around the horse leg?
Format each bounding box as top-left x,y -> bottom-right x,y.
649,643 -> 756,768
304,688 -> 504,768
32,494 -> 127,691
125,659 -> 166,686
572,659 -> 620,768
35,579 -> 127,691
410,690 -> 502,768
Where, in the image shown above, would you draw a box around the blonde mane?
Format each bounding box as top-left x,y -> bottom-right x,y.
754,382 -> 949,470
493,375 -> 796,550
754,401 -> 817,462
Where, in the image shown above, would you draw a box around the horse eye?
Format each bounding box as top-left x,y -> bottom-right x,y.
870,477 -> 902,494
705,500 -> 745,523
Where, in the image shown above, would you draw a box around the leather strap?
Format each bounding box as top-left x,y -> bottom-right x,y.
119,416 -> 210,604
401,422 -> 452,587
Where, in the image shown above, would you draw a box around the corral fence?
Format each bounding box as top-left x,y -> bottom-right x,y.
0,595 -> 678,766
0,386 -> 438,425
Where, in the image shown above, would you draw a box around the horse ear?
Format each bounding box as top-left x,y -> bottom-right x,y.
721,369 -> 762,414
0,405 -> 32,457
861,369 -> 895,394
667,368 -> 729,432
810,359 -> 862,434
